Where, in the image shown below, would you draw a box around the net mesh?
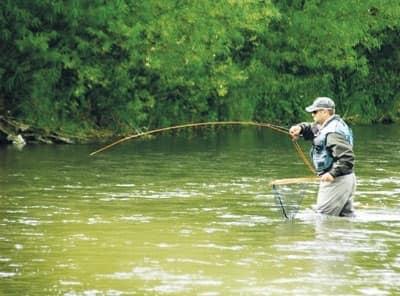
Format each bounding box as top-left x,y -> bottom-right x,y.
270,177 -> 319,220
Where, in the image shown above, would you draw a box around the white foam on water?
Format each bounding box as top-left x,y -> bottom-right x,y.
295,208 -> 400,224
0,272 -> 16,278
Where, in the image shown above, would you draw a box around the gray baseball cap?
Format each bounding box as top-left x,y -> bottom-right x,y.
305,97 -> 335,112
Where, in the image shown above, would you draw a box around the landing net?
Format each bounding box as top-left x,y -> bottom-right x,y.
270,177 -> 319,220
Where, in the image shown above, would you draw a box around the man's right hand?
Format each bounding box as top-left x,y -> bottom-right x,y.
289,125 -> 302,140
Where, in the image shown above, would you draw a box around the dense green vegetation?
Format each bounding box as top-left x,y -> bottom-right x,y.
1,0 -> 399,136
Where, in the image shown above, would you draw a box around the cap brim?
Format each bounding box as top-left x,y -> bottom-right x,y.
305,105 -> 318,112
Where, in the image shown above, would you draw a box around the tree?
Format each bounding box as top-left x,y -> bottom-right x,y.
0,0 -> 399,137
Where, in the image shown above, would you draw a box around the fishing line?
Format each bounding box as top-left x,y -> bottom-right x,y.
293,141 -> 316,175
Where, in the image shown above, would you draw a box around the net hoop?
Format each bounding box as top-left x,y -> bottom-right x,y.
270,176 -> 319,186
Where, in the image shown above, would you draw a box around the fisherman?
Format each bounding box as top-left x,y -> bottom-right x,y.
289,97 -> 356,217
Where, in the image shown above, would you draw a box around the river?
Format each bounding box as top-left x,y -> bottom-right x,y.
1,125 -> 399,295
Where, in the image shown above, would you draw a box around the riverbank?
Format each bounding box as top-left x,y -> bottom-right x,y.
0,116 -> 115,146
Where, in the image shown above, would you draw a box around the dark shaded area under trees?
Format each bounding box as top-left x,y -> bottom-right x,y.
1,0 -> 399,143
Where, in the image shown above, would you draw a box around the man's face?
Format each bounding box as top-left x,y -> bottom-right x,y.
311,109 -> 329,124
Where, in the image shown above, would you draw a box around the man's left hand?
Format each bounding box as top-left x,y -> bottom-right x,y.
320,173 -> 334,182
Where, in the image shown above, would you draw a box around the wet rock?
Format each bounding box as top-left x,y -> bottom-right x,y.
0,116 -> 75,145
6,134 -> 26,148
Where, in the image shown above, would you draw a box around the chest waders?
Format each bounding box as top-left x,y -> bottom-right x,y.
311,116 -> 353,175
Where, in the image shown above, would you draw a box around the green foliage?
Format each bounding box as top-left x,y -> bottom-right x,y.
256,0 -> 400,123
0,0 -> 399,136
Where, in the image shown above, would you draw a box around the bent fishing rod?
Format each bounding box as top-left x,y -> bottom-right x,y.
89,121 -> 315,175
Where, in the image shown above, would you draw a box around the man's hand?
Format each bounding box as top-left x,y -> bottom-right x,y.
289,125 -> 302,141
320,173 -> 334,182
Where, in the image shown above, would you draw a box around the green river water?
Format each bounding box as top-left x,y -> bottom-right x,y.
1,125 -> 399,295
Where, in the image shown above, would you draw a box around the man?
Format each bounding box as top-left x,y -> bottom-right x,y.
289,97 -> 356,217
